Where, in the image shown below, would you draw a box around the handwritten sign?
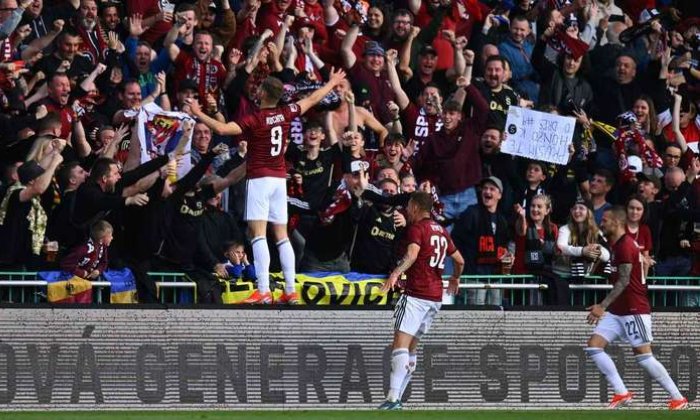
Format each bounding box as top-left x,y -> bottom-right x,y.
501,106 -> 576,165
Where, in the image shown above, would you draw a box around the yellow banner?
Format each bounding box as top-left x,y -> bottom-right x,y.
221,273 -> 394,305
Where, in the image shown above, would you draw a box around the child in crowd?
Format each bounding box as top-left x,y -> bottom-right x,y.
223,241 -> 256,281
60,220 -> 113,280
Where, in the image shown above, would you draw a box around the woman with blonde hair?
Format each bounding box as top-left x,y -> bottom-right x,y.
552,197 -> 611,305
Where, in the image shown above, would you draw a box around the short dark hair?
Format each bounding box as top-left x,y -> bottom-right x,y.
90,220 -> 113,241
485,55 -> 506,68
378,177 -> 399,191
89,157 -> 118,182
119,78 -> 140,93
223,240 -> 244,255
511,15 -> 530,26
593,168 -> 615,186
35,112 -> 63,133
392,9 -> 413,23
56,161 -> 81,191
194,29 -> 213,41
261,77 -> 285,104
410,191 -> 433,212
176,2 -> 196,13
48,72 -> 69,86
604,206 -> 627,224
58,28 -> 80,42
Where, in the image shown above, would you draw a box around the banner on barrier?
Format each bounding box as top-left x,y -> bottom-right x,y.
221,272 -> 392,305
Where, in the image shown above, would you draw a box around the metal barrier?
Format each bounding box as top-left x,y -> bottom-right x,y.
0,271 -> 697,307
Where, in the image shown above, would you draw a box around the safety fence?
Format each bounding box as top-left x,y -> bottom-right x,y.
0,271 -> 698,307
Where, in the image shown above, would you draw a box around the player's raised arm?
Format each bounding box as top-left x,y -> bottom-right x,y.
296,67 -> 347,115
184,99 -> 243,136
382,243 -> 420,293
446,250 -> 465,295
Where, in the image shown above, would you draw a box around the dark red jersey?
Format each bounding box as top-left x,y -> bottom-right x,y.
402,217 -> 456,302
401,103 -> 443,156
238,103 -> 301,179
607,234 -> 650,316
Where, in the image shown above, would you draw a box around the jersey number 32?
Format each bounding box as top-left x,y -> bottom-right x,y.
429,235 -> 448,269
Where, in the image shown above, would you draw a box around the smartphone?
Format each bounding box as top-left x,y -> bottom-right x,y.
608,14 -> 625,23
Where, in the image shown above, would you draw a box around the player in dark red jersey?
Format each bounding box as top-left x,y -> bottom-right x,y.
186,68 -> 347,304
586,206 -> 688,410
378,191 -> 464,410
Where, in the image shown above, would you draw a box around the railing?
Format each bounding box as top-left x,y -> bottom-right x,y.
0,271 -> 698,307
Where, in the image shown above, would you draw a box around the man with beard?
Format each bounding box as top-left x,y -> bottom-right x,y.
71,0 -> 108,65
386,49 -> 443,156
35,28 -> 95,79
473,55 -> 520,127
452,176 -> 512,305
350,177 -> 406,274
163,3 -> 198,52
169,30 -> 226,107
99,1 -> 127,39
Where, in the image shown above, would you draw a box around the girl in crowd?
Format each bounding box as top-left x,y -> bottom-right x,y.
514,194 -> 558,304
625,194 -> 654,276
552,198 -> 610,305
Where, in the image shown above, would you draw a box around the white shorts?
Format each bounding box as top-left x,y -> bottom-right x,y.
245,177 -> 288,224
393,294 -> 441,338
593,313 -> 653,348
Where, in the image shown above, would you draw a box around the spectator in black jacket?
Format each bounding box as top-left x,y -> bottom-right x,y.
452,176 -> 513,306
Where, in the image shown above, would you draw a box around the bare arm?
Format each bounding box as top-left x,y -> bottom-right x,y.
297,68 -> 346,115
398,27 -> 420,80
391,243 -> 420,278
322,0 -> 339,25
324,111 -> 338,146
186,100 -> 242,135
19,152 -> 63,202
672,94 -> 688,153
599,263 -> 632,309
445,36 -> 467,80
122,171 -> 160,197
71,117 -> 91,158
210,161 -> 247,193
167,43 -> 180,63
340,25 -> 359,69
385,49 -> 409,110
407,0 -> 421,15
358,107 -> 388,146
22,19 -> 64,60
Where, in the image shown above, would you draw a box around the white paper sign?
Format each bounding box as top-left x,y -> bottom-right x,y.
501,106 -> 576,165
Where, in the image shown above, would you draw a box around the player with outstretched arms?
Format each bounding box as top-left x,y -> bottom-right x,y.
585,206 -> 688,410
378,191 -> 464,410
186,68 -> 347,304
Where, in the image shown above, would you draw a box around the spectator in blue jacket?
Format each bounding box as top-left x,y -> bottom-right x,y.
223,241 -> 256,281
498,15 -> 539,103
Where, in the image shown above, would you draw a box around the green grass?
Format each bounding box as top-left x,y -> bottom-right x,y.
0,411 -> 696,420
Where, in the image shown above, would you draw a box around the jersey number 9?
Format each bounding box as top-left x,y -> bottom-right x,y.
270,126 -> 283,156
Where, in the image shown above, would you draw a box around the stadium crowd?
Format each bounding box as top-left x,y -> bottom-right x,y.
0,0 -> 698,305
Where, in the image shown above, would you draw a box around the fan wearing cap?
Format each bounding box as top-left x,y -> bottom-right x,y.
0,146 -> 63,268
403,34 -> 467,101
452,176 -> 512,305
340,31 -> 396,124
195,0 -> 237,44
412,69 -> 489,223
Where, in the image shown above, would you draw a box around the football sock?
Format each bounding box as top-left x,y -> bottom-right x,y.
585,347 -> 628,394
398,352 -> 417,400
387,348 -> 409,402
276,238 -> 296,294
251,236 -> 270,294
636,353 -> 683,399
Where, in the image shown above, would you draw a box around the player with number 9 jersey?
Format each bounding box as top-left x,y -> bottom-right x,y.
237,104 -> 301,179
402,219 -> 456,302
